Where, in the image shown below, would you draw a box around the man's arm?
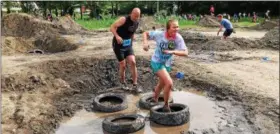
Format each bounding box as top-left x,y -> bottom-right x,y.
110,17 -> 126,44
217,25 -> 223,35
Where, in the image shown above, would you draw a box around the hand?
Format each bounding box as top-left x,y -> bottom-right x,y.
163,50 -> 174,54
143,43 -> 149,51
116,36 -> 123,44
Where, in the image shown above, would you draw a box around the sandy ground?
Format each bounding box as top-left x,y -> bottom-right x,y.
1,29 -> 279,134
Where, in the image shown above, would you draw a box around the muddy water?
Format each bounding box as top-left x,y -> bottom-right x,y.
56,90 -> 224,134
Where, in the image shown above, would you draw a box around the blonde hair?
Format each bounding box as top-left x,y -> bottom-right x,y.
166,19 -> 178,30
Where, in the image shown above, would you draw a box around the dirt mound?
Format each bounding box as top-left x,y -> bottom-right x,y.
180,31 -> 264,51
261,27 -> 279,49
194,37 -> 264,51
1,13 -> 80,55
197,15 -> 220,27
1,13 -> 59,38
2,35 -> 79,55
251,20 -> 279,30
136,16 -> 163,33
1,36 -> 34,55
52,15 -> 86,34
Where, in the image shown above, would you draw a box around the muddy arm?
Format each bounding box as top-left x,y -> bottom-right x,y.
142,31 -> 150,51
110,17 -> 126,38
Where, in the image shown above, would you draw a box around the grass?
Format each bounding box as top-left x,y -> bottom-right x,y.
75,18 -> 115,30
234,21 -> 259,27
74,15 -> 265,30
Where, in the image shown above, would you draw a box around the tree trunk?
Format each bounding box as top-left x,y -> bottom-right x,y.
116,2 -> 118,16
7,1 -> 11,14
55,8 -> 58,17
80,4 -> 83,19
111,2 -> 114,17
157,1 -> 159,13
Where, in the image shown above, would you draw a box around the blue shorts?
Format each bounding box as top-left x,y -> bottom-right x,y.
150,61 -> 171,74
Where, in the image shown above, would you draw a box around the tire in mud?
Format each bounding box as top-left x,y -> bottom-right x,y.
150,103 -> 190,126
139,92 -> 174,110
92,93 -> 128,112
102,114 -> 145,134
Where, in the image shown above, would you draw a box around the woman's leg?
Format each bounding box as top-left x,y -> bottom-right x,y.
156,68 -> 173,112
153,76 -> 165,102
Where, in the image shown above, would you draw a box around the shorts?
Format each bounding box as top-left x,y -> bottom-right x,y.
112,40 -> 134,62
223,29 -> 233,37
150,60 -> 171,74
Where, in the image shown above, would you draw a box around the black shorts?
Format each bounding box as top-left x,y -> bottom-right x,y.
223,29 -> 233,37
112,40 -> 134,62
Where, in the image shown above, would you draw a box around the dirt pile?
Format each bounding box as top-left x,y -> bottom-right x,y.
197,15 -> 220,27
1,36 -> 34,55
136,16 -> 163,33
180,31 -> 265,51
52,15 -> 86,34
251,20 -> 279,30
1,13 -> 79,55
261,27 -> 279,49
198,37 -> 264,51
1,13 -> 58,38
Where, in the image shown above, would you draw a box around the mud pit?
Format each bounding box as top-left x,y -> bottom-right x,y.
2,26 -> 279,134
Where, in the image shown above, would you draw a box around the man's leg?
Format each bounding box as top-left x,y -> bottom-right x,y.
119,60 -> 126,83
113,43 -> 128,89
125,47 -> 142,93
126,55 -> 137,85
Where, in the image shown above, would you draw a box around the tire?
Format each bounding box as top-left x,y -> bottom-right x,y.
150,103 -> 190,126
102,114 -> 145,134
92,93 -> 128,112
139,93 -> 174,110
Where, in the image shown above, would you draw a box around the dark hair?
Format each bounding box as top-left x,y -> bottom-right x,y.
152,26 -> 155,30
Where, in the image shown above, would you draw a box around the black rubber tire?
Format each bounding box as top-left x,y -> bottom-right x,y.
92,93 -> 128,112
139,93 -> 174,110
150,103 -> 190,126
102,114 -> 145,134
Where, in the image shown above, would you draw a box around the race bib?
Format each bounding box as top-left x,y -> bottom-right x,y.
123,39 -> 131,47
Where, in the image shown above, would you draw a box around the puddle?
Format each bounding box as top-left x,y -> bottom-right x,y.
56,89 -> 224,134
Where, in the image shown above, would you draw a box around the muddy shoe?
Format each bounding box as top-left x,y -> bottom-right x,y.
121,82 -> 129,90
162,105 -> 171,113
132,84 -> 143,93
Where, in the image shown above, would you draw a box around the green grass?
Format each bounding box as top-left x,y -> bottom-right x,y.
75,15 -> 266,30
234,21 -> 259,27
75,18 -> 115,30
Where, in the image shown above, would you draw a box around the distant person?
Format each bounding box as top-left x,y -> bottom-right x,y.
248,13 -> 251,18
199,14 -> 203,20
265,10 -> 270,20
233,13 -> 238,22
47,14 -> 53,22
252,12 -> 257,23
238,12 -> 242,20
217,14 -> 234,40
210,5 -> 215,16
193,14 -> 197,21
243,12 -> 246,18
110,8 -> 142,93
227,14 -> 231,20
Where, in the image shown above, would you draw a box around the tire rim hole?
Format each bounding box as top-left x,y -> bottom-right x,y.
112,117 -> 136,123
99,96 -> 123,105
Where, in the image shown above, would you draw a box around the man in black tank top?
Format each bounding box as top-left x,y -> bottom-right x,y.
110,8 -> 142,93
